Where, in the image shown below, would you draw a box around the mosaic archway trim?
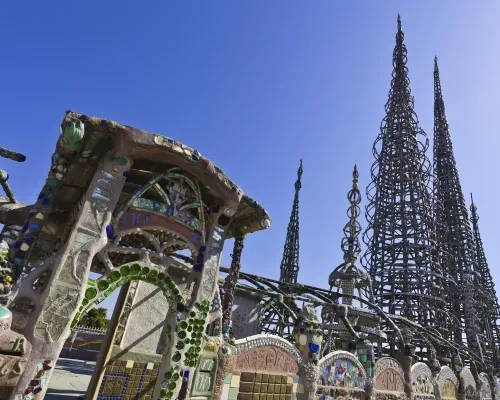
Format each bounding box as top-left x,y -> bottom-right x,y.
114,169 -> 207,244
436,366 -> 457,400
411,362 -> 436,399
479,372 -> 492,400
374,357 -> 405,395
234,334 -> 303,366
72,261 -> 183,327
459,368 -> 476,400
318,350 -> 367,390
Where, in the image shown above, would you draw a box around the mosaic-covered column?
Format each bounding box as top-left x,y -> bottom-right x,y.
10,153 -> 131,399
221,234 -> 245,338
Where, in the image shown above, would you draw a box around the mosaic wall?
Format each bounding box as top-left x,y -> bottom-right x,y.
98,359 -> 159,400
319,358 -> 365,390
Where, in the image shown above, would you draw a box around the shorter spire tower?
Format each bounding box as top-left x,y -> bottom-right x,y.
279,160 -> 303,286
470,194 -> 500,368
433,57 -> 483,356
260,160 -> 303,340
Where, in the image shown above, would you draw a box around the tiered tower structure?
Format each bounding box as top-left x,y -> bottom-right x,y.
260,160 -> 303,339
362,16 -> 448,359
470,194 -> 500,369
432,57 -> 483,358
322,166 -> 382,357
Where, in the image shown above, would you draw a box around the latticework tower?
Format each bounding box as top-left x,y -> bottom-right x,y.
260,160 -> 303,339
433,57 -> 483,359
470,194 -> 500,368
362,16 -> 448,359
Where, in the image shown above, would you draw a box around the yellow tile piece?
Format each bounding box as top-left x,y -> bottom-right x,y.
287,377 -> 293,384
20,243 -> 29,251
126,360 -> 134,368
297,384 -> 304,394
147,363 -> 154,370
35,213 -> 44,220
292,383 -> 298,393
230,374 -> 240,388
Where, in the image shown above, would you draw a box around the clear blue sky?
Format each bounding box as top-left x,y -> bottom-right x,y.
1,1 -> 499,316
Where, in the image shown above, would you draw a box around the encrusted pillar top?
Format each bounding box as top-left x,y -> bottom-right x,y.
0,307 -> 12,335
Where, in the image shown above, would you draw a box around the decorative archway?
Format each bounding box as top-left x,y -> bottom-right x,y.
436,366 -> 458,400
374,357 -> 405,399
317,350 -> 367,399
72,167 -> 218,400
113,168 -> 208,250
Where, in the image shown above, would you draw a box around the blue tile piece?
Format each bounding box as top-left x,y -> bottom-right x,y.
133,364 -> 149,400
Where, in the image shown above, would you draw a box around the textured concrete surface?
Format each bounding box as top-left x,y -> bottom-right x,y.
121,281 -> 169,354
45,358 -> 94,399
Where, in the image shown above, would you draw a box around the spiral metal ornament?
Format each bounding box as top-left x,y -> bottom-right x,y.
361,15 -> 448,360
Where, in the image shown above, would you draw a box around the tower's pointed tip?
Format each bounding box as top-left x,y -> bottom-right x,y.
470,192 -> 474,203
397,14 -> 402,31
434,55 -> 438,64
296,159 -> 303,179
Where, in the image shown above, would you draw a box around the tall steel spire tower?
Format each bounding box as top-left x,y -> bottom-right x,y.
432,57 -> 483,357
470,194 -> 500,368
260,160 -> 303,338
362,16 -> 448,359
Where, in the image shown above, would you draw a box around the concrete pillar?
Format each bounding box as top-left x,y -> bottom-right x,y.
9,153 -> 131,399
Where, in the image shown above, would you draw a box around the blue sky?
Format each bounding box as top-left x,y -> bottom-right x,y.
1,1 -> 499,316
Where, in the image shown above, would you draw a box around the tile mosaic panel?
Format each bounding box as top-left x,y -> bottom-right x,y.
319,358 -> 365,389
97,359 -> 159,400
237,372 -> 294,400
